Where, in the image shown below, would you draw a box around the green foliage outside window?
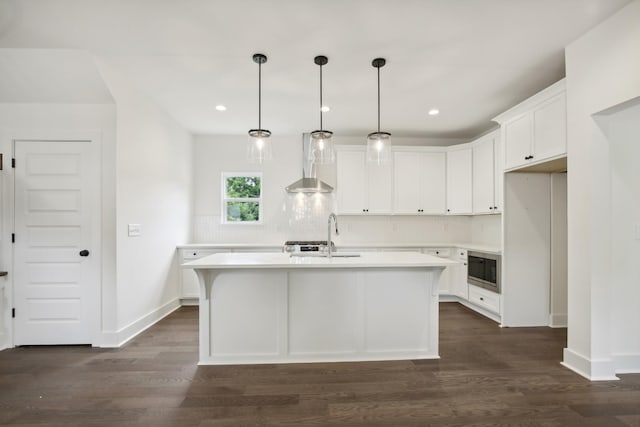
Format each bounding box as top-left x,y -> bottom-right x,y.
226,202 -> 260,222
225,176 -> 261,198
223,174 -> 262,223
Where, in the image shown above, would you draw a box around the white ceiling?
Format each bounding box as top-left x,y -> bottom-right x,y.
0,0 -> 631,139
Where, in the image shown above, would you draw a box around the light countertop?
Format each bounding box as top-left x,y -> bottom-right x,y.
177,242 -> 501,254
183,251 -> 457,270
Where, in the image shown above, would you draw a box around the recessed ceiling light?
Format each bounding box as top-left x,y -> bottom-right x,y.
320,105 -> 330,112
215,105 -> 227,111
428,108 -> 440,116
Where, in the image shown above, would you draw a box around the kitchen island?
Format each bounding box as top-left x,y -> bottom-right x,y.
183,251 -> 454,365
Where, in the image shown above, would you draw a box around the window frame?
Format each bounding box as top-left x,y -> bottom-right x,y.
221,172 -> 264,225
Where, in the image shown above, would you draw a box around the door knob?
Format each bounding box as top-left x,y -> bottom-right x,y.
79,249 -> 90,257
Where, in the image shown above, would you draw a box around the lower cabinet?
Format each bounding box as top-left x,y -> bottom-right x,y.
179,247 -> 281,299
449,249 -> 469,299
468,284 -> 501,315
422,248 -> 452,294
180,249 -> 223,298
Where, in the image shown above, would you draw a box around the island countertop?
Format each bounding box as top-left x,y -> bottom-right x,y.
183,251 -> 457,270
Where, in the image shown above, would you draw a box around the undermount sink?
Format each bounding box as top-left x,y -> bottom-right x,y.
289,252 -> 361,258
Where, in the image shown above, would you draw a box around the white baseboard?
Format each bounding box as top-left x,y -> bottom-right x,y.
458,299 -> 502,324
549,313 -> 567,328
561,347 -> 619,381
180,297 -> 199,306
613,353 -> 640,374
98,298 -> 181,348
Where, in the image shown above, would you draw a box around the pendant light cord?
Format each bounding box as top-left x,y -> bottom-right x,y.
319,63 -> 323,130
258,61 -> 262,130
377,65 -> 381,134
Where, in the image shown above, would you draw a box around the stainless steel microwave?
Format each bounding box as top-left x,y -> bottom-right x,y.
467,251 -> 501,294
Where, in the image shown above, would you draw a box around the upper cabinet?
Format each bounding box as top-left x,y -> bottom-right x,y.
394,150 -> 446,214
494,79 -> 566,171
472,131 -> 501,214
336,147 -> 392,214
446,147 -> 473,214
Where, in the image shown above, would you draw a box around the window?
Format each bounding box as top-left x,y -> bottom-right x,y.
222,173 -> 262,223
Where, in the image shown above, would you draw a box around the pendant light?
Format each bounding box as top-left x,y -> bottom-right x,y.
366,57 -> 391,165
247,53 -> 272,163
309,55 -> 335,164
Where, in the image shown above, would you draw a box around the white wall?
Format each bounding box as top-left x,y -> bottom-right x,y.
604,99 -> 640,372
564,0 -> 640,379
470,215 -> 502,247
0,102 -> 117,348
550,173 -> 567,327
96,61 -> 193,342
193,134 -> 475,245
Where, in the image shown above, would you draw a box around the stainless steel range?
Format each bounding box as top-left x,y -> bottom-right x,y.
283,240 -> 334,255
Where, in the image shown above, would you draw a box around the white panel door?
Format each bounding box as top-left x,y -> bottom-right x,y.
446,148 -> 473,214
532,94 -> 566,161
420,152 -> 446,214
336,149 -> 367,214
366,162 -> 393,214
14,140 -> 100,345
393,152 -> 422,213
472,137 -> 495,214
503,113 -> 532,169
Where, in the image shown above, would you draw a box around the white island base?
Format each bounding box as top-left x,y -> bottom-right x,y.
187,252 -> 450,365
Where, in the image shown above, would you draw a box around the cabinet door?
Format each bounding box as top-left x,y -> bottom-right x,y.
367,162 -> 393,214
532,93 -> 566,161
336,150 -> 367,214
450,262 -> 469,300
423,248 -> 451,294
393,152 -> 422,213
420,152 -> 447,214
180,249 -> 220,298
472,137 -> 495,214
446,148 -> 473,214
494,135 -> 503,212
503,113 -> 532,169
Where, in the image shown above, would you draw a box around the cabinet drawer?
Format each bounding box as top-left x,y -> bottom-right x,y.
423,248 -> 451,258
455,249 -> 467,260
468,284 -> 501,314
180,249 -> 220,261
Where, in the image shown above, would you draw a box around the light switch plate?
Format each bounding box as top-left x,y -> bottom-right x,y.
128,224 -> 141,237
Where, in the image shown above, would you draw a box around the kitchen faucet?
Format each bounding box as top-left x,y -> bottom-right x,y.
327,213 -> 339,258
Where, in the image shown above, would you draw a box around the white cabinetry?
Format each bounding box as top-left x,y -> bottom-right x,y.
179,247 -> 280,299
179,249 -> 222,298
449,249 -> 469,299
394,150 -> 446,214
468,284 -> 501,315
472,131 -> 501,214
336,147 -> 392,214
495,79 -> 566,171
446,148 -> 472,214
422,248 -> 452,294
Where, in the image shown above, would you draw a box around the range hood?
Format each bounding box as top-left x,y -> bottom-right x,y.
285,133 -> 334,193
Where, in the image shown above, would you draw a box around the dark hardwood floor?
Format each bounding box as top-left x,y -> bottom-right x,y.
1,303 -> 639,426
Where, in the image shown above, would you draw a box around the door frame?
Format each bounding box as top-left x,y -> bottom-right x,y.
2,129 -> 102,348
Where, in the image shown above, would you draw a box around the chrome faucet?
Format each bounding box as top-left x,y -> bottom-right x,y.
327,213 -> 339,258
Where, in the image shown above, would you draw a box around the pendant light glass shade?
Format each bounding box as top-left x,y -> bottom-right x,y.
309,55 -> 335,164
247,53 -> 272,163
309,130 -> 335,164
366,57 -> 391,165
247,129 -> 272,163
366,131 -> 392,165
